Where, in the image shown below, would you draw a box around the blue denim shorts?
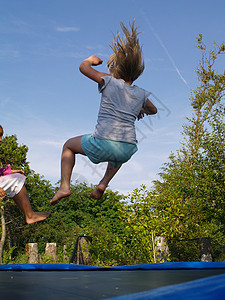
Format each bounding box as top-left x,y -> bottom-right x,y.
81,134 -> 138,168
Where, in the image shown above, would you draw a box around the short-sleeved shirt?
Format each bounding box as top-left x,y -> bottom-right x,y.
92,76 -> 150,144
0,164 -> 12,176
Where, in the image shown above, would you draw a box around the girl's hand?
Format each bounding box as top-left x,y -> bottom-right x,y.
0,187 -> 6,198
137,99 -> 158,120
137,108 -> 145,120
11,170 -> 25,175
79,55 -> 108,85
87,55 -> 103,66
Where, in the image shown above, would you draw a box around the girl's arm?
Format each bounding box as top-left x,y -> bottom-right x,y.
79,55 -> 109,85
0,165 -> 24,176
144,99 -> 158,115
11,170 -> 25,175
137,99 -> 157,120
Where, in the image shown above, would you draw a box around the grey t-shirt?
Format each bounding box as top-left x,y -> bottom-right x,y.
92,76 -> 150,144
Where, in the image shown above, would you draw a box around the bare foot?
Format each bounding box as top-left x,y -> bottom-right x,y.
90,184 -> 106,200
50,188 -> 71,206
26,212 -> 50,224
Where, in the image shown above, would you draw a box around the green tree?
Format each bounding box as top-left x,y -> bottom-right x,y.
0,134 -> 29,171
42,183 -> 128,266
151,35 -> 225,260
118,186 -> 156,264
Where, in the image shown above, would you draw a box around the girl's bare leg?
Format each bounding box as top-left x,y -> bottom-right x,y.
90,162 -> 121,200
50,136 -> 86,206
13,185 -> 50,224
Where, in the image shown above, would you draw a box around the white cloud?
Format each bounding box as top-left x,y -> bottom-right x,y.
56,26 -> 80,32
37,140 -> 62,148
0,48 -> 20,60
86,45 -> 105,50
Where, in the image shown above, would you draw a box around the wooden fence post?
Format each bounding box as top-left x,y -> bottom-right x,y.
63,245 -> 67,261
199,237 -> 212,262
27,243 -> 39,264
69,236 -> 92,265
45,243 -> 57,262
154,236 -> 170,262
76,236 -> 92,265
0,205 -> 6,264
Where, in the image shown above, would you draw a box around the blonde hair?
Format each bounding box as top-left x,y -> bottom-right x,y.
107,20 -> 145,82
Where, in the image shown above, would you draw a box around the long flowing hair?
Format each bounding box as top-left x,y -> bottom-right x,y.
107,20 -> 145,82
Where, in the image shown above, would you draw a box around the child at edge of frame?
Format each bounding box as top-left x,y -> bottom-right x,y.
0,125 -> 50,224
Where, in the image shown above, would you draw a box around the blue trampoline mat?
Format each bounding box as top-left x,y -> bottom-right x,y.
0,262 -> 225,299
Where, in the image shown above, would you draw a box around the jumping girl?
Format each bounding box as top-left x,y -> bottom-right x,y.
50,20 -> 157,205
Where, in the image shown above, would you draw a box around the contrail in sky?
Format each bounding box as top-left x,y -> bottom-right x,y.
140,9 -> 190,89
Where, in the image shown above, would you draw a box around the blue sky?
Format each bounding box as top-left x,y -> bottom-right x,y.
1,0 -> 225,195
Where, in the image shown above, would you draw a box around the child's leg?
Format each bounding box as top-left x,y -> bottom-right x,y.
90,162 -> 121,200
13,185 -> 50,224
50,136 -> 86,206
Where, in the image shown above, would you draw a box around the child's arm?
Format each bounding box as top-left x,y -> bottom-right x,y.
11,170 -> 25,175
137,99 -> 157,120
79,55 -> 109,85
0,165 -> 25,176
